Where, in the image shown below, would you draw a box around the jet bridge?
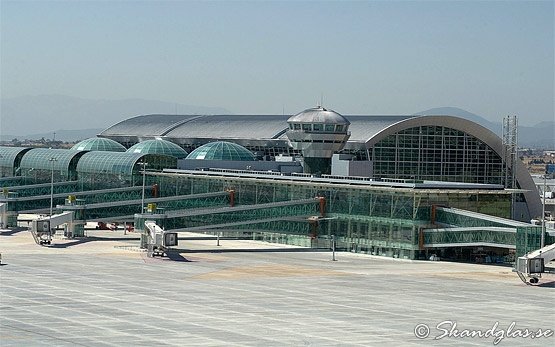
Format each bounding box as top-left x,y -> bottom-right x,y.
0,202 -> 6,229
30,211 -> 75,245
144,221 -> 178,257
515,242 -> 555,284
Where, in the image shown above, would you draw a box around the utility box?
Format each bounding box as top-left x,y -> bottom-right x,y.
164,232 -> 178,247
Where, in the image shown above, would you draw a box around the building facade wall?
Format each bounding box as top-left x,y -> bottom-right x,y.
153,171 -> 513,260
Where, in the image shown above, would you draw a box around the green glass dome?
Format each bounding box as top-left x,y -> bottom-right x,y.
186,141 -> 255,161
71,137 -> 126,152
127,139 -> 188,159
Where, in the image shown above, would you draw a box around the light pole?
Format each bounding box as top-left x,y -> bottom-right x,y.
49,157 -> 57,218
139,160 -> 148,213
541,175 -> 546,248
331,234 -> 336,261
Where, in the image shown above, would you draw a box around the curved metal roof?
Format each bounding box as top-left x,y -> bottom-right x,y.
347,115 -> 415,142
101,115 -> 201,137
71,137 -> 127,152
127,139 -> 188,159
186,141 -> 255,161
76,152 -> 147,175
99,114 -> 415,142
287,106 -> 350,125
164,115 -> 289,140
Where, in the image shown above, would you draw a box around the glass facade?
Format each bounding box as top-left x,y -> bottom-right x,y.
186,142 -> 255,161
371,126 -> 505,184
19,148 -> 86,183
71,138 -> 126,152
127,139 -> 188,159
288,123 -> 348,133
152,172 -> 513,259
76,152 -> 176,190
434,207 -> 545,257
0,147 -> 31,177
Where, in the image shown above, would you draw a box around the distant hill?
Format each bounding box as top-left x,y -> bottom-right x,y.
1,97 -> 552,148
0,94 -> 232,138
416,107 -> 554,149
1,129 -> 104,142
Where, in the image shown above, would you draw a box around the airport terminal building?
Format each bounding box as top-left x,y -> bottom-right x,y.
0,107 -> 550,261
98,107 -> 541,221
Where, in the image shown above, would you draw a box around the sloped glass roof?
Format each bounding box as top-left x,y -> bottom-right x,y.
127,139 -> 188,159
71,137 -> 126,152
186,141 -> 255,161
77,152 -> 146,175
20,148 -> 85,172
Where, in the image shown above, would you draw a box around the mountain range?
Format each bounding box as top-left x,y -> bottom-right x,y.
416,107 -> 554,149
0,95 -> 231,141
0,95 -> 553,148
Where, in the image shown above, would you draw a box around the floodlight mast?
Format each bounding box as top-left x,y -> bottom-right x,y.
49,157 -> 57,218
541,175 -> 546,248
139,160 -> 148,213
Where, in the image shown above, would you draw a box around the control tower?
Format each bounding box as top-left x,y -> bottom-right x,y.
286,106 -> 350,174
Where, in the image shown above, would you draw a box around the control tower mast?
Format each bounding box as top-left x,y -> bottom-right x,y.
286,106 -> 351,174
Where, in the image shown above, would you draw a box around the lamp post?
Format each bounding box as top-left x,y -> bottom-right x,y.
49,157 -> 57,218
541,175 -> 546,248
138,160 -> 148,213
331,234 -> 336,261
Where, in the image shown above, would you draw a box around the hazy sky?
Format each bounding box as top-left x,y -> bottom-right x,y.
1,0 -> 553,125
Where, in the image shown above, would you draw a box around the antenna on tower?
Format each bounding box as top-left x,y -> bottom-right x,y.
502,115 -> 518,189
502,115 -> 518,218
320,93 -> 324,108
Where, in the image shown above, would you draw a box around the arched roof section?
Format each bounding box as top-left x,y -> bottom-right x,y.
100,115 -> 201,137
364,116 -> 498,147
127,139 -> 188,159
99,114 -> 419,144
76,152 -> 147,175
364,115 -> 542,218
0,147 -> 32,173
346,116 -> 415,142
71,138 -> 126,152
20,148 -> 86,172
165,115 -> 289,139
186,141 -> 255,161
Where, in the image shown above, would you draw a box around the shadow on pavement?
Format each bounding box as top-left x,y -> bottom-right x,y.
166,252 -> 195,262
172,247 -> 328,254
48,238 -> 93,248
0,228 -> 28,236
534,280 -> 555,288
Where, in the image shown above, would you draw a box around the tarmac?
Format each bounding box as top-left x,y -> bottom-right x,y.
1,228 -> 554,346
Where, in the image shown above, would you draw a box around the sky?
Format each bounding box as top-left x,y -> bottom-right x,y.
1,0 -> 554,126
